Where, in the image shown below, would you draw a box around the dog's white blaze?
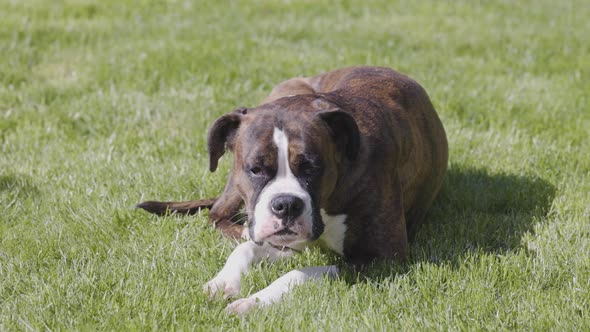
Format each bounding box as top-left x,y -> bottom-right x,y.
319,209 -> 347,255
253,128 -> 312,240
274,127 -> 290,178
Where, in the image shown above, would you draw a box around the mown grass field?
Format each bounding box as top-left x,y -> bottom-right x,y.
1,0 -> 589,330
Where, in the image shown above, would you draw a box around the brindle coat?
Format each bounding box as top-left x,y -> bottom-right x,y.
138,66 -> 447,264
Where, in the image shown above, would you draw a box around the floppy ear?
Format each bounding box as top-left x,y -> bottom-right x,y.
317,110 -> 360,161
207,108 -> 247,172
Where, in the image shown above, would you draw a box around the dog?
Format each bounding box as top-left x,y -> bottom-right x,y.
138,66 -> 448,314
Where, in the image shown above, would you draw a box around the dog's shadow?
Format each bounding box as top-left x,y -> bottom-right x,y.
361,165 -> 555,278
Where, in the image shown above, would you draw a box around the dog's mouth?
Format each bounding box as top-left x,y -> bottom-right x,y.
273,228 -> 297,236
250,211 -> 314,248
262,227 -> 305,248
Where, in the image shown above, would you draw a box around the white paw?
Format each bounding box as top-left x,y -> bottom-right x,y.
225,297 -> 258,315
203,277 -> 241,299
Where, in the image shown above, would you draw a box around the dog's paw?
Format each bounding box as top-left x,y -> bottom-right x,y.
225,297 -> 258,315
203,277 -> 241,299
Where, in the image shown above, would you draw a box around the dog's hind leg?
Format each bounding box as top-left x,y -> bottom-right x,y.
136,194 -> 245,239
136,172 -> 245,239
208,172 -> 246,239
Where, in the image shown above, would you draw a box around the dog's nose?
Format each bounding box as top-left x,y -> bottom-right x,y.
270,195 -> 304,221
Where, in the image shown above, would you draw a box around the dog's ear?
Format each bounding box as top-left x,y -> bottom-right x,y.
207,108 -> 248,172
317,110 -> 360,161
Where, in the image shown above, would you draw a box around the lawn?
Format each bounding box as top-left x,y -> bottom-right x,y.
1,0 -> 589,330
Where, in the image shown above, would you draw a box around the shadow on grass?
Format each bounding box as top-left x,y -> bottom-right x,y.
361,165 -> 556,279
0,174 -> 39,198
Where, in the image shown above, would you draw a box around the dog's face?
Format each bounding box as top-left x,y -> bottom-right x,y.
207,96 -> 359,247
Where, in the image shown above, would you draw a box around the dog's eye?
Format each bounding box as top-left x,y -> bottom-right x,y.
299,160 -> 314,170
249,166 -> 263,176
246,162 -> 273,178
297,157 -> 320,176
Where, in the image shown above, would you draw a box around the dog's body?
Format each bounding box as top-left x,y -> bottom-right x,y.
138,66 -> 447,314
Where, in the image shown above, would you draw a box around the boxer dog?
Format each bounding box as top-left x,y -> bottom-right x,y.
138,66 -> 448,314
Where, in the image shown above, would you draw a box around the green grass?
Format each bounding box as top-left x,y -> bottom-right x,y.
1,0 -> 589,330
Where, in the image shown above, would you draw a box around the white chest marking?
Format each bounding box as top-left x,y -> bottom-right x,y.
319,209 -> 347,255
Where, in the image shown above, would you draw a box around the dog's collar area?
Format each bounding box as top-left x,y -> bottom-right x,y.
268,242 -> 301,253
252,240 -> 301,253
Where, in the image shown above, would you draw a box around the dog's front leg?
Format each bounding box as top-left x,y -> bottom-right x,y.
226,265 -> 339,315
203,241 -> 292,299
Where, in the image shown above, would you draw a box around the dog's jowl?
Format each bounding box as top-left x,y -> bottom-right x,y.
138,66 -> 448,314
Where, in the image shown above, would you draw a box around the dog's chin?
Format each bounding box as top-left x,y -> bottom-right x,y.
266,234 -> 309,248
250,225 -> 311,248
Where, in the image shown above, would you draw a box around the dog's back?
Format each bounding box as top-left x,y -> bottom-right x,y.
262,66 -> 447,235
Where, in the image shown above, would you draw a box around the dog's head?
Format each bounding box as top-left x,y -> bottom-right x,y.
207,95 -> 359,247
